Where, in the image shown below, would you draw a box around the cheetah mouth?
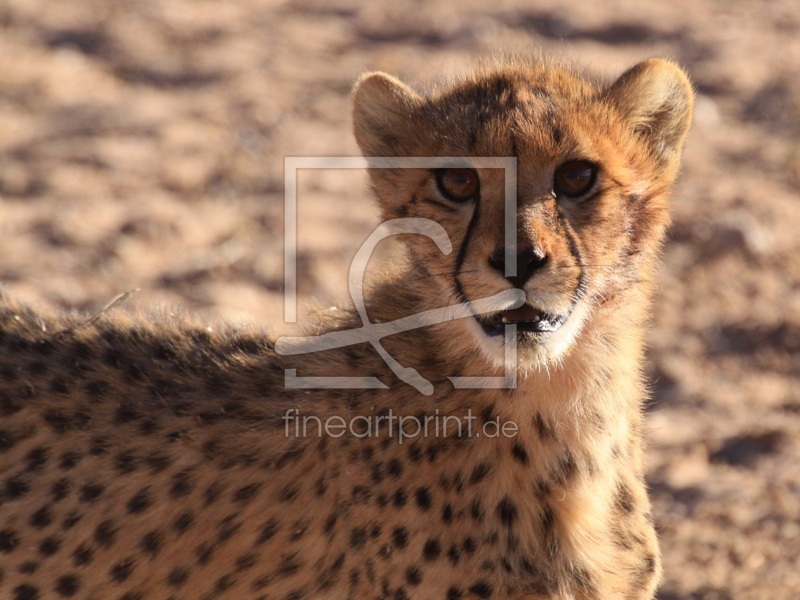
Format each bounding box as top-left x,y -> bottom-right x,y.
475,304 -> 567,337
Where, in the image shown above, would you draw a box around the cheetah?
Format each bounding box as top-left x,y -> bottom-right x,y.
0,57 -> 693,599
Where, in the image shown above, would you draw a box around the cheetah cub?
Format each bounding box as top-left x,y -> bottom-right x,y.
0,57 -> 692,600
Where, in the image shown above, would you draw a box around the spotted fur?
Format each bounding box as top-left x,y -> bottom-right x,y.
0,57 -> 692,599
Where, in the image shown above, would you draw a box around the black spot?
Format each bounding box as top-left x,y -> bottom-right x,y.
470,499 -> 484,522
541,505 -> 558,554
42,409 -> 91,433
38,536 -> 61,556
415,487 -> 432,510
256,517 -> 279,544
447,543 -> 461,565
5,474 -> 30,499
393,488 -> 407,507
19,561 -> 38,574
167,566 -> 190,587
12,584 -> 40,600
54,574 -> 80,597
89,435 -> 111,456
204,481 -> 224,505
61,511 -> 82,530
169,469 -> 194,498
80,483 -> 105,503
217,514 -> 241,542
215,574 -> 234,592
643,553 -> 657,574
314,475 -> 327,497
173,511 -> 195,534
502,556 -> 513,572
468,581 -> 493,598
251,574 -> 273,591
273,444 -> 306,470
480,404 -> 496,425
442,503 -> 454,524
29,506 -> 53,529
533,478 -> 551,499
0,528 -> 20,552
463,537 -> 476,553
140,530 -> 163,556
534,413 -> 555,440
125,487 -> 151,513
85,380 -> 109,399
570,562 -> 595,592
94,519 -> 118,547
552,452 -> 578,484
351,485 -> 371,503
115,450 -> 138,474
615,481 -> 635,514
408,444 -> 422,462
102,345 -> 123,368
392,527 -> 408,549
234,482 -> 262,504
138,418 -> 159,435
511,442 -> 529,465
387,458 -> 403,478
350,527 -> 368,548
50,377 -> 69,395
497,497 -> 517,526
469,462 -> 491,485
59,451 -> 82,470
196,541 -> 215,565
279,483 -> 299,502
145,451 -> 171,472
422,538 -> 441,561
447,586 -> 463,600
371,462 -> 385,484
72,544 -> 93,566
51,478 -> 72,501
114,403 -> 141,424
236,552 -> 257,571
25,446 -> 49,472
277,552 -> 301,577
324,511 -> 339,534
426,443 -> 442,463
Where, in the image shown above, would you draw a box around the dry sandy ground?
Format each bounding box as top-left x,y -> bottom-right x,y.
1,0 -> 798,598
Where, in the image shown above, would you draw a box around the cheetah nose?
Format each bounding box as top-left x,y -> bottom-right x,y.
488,246 -> 549,288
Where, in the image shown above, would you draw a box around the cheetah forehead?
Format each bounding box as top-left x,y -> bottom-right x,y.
353,57 -> 693,170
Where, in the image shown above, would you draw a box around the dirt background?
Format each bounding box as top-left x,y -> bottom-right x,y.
1,0 -> 798,597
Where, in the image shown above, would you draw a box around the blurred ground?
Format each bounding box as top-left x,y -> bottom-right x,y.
1,0 -> 798,597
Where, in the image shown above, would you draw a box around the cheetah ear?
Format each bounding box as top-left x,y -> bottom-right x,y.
352,72 -> 423,157
605,59 -> 694,170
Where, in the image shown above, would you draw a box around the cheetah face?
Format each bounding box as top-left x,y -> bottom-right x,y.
353,59 -> 693,369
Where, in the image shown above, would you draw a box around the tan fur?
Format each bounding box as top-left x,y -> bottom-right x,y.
0,57 -> 692,599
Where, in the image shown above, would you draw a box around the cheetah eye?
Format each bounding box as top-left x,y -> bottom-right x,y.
435,168 -> 479,202
553,161 -> 597,199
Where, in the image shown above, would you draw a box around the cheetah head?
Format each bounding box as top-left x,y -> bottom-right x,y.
352,58 -> 693,369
